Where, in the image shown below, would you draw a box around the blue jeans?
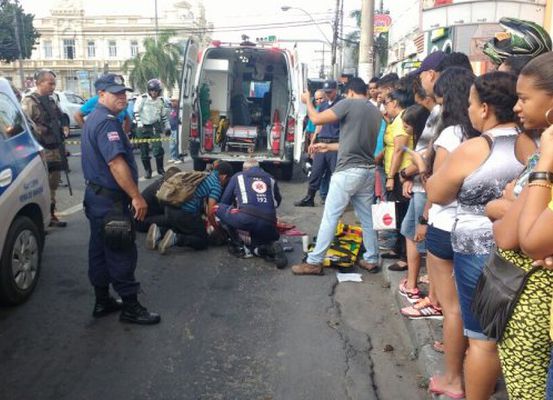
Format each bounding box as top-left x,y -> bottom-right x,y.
169,129 -> 179,160
453,251 -> 490,338
545,351 -> 553,400
320,170 -> 330,199
307,167 -> 379,265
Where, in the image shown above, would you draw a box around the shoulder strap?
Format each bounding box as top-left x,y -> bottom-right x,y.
482,133 -> 493,149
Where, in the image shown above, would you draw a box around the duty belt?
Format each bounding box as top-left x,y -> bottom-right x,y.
316,138 -> 339,144
87,182 -> 128,202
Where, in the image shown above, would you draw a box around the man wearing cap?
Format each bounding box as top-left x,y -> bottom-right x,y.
81,73 -> 160,325
295,80 -> 343,207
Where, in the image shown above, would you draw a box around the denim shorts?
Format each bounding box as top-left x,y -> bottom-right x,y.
453,251 -> 493,339
426,225 -> 454,260
400,192 -> 426,253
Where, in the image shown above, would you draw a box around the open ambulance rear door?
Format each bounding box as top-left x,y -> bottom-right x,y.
178,38 -> 198,157
292,61 -> 308,163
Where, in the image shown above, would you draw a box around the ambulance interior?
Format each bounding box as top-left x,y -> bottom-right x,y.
197,47 -> 290,155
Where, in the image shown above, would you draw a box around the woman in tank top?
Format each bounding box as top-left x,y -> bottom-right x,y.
427,71 -> 525,400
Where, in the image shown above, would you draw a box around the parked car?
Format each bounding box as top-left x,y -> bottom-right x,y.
0,78 -> 50,305
55,91 -> 85,130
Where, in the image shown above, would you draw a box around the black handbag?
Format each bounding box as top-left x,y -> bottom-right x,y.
471,249 -> 540,341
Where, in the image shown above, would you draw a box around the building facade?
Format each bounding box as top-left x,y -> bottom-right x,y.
2,0 -> 210,97
386,0 -> 547,76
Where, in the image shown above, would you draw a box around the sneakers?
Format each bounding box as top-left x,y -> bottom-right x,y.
173,159 -> 183,164
146,224 -> 161,250
158,229 -> 177,255
291,262 -> 324,275
398,278 -> 423,303
400,297 -> 443,320
119,301 -> 161,325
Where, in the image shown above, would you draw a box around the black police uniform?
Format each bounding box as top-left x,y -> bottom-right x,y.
81,104 -> 140,298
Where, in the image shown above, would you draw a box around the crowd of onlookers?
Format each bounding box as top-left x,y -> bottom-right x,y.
357,41 -> 553,400
293,18 -> 553,398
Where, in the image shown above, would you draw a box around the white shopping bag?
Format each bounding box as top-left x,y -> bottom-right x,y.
371,201 -> 397,230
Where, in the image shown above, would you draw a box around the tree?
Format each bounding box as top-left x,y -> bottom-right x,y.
345,10 -> 361,67
123,31 -> 183,93
0,0 -> 40,63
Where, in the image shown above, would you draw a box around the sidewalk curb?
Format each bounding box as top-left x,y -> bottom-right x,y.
380,259 -> 443,385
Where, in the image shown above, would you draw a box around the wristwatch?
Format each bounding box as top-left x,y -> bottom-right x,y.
418,216 -> 428,225
528,171 -> 553,183
399,169 -> 408,180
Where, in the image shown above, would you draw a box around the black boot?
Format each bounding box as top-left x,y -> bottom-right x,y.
155,157 -> 165,175
294,189 -> 315,207
142,159 -> 152,179
120,295 -> 161,325
92,286 -> 122,318
256,242 -> 287,269
49,203 -> 67,227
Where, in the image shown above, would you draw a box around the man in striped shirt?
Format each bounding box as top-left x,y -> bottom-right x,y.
147,161 -> 234,254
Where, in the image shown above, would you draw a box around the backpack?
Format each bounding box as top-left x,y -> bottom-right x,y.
156,171 -> 208,207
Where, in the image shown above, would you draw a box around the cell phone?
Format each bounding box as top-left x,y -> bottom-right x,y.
402,146 -> 415,153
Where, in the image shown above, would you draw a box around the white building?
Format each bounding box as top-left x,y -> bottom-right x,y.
1,0 -> 210,97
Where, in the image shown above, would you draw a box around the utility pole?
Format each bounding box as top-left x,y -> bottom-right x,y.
331,0 -> 340,78
315,45 -> 327,78
13,1 -> 25,89
358,0 -> 375,82
154,0 -> 159,44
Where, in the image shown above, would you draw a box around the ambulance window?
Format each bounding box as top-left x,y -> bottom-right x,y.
0,93 -> 25,138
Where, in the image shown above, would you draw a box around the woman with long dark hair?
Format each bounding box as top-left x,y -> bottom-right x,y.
427,71 -> 524,399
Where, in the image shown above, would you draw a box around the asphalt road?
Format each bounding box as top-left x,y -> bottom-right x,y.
0,130 -> 427,400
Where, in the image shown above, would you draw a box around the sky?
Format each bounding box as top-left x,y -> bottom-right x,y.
18,0 -> 374,76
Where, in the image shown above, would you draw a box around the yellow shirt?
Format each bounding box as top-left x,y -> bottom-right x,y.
383,111 -> 413,176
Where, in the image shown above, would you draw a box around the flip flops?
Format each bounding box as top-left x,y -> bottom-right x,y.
428,376 -> 465,399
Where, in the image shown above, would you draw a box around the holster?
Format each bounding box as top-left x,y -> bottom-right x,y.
103,207 -> 135,251
88,182 -> 136,251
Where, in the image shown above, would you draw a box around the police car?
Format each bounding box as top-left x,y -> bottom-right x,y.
0,78 -> 50,305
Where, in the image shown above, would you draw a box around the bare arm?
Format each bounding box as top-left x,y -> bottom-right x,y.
108,155 -> 147,221
302,92 -> 339,125
74,111 -> 85,127
493,188 -> 527,250
388,136 -> 409,177
207,198 -> 218,227
427,138 -> 489,205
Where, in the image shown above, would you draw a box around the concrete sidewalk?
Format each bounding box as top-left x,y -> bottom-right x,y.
380,257 -> 508,400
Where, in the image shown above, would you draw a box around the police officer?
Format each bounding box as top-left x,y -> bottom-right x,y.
134,79 -> 171,179
216,159 -> 287,268
295,80 -> 343,207
21,69 -> 69,227
82,73 -> 160,325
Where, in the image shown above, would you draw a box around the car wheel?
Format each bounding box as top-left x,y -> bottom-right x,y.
193,158 -> 206,171
0,216 -> 42,305
280,163 -> 294,181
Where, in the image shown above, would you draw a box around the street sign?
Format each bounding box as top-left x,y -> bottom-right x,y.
374,14 -> 392,34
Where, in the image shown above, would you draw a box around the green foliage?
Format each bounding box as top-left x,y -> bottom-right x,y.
0,0 -> 40,63
123,31 -> 183,93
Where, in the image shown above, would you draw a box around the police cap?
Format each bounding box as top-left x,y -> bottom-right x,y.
95,74 -> 133,93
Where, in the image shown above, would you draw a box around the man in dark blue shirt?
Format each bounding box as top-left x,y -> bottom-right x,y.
216,159 -> 286,268
295,80 -> 342,207
82,73 -> 160,325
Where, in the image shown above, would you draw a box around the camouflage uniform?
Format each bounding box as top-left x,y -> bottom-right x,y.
134,94 -> 170,176
21,94 -> 68,210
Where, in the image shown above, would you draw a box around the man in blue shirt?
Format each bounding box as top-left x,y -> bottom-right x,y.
295,80 -> 342,207
216,159 -> 286,268
74,76 -> 131,133
146,161 -> 234,254
81,73 -> 160,325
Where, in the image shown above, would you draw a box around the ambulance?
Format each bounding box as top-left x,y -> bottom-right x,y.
0,78 -> 50,305
178,38 -> 308,179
